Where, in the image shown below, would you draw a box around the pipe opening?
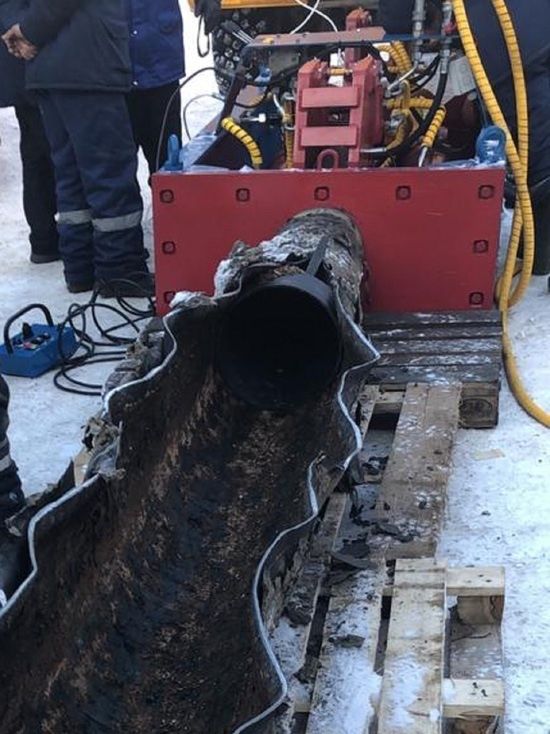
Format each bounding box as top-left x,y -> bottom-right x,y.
217,274 -> 342,411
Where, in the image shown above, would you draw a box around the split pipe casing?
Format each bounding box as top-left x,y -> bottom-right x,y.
0,209 -> 377,734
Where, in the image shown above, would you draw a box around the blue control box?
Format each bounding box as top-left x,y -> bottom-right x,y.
0,304 -> 77,378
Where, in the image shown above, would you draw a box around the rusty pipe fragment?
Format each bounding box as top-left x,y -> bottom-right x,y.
0,209 -> 377,734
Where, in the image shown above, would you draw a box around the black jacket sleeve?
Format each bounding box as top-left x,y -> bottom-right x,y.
0,0 -> 27,34
19,0 -> 86,47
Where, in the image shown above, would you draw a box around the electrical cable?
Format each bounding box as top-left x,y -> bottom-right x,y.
196,16 -> 211,59
290,0 -> 338,33
182,93 -> 224,139
155,66 -> 220,173
410,54 -> 441,90
221,39 -> 384,123
155,63 -> 280,168
53,279 -> 155,397
290,0 -> 322,34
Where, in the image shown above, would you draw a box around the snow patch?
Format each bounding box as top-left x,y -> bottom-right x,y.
384,655 -> 427,730
170,290 -> 209,309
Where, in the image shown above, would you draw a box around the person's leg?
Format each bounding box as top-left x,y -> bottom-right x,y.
38,93 -> 95,289
53,91 -> 148,283
125,88 -> 146,157
131,82 -> 182,177
524,56 -> 550,275
0,377 -> 24,521
14,101 -> 59,262
495,54 -> 550,274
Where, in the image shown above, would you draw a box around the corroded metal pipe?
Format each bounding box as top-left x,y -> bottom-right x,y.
0,209 -> 376,734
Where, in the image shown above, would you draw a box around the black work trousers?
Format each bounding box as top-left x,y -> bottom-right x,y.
494,53 -> 550,191
14,102 -> 58,257
126,81 -> 182,176
39,90 -> 147,286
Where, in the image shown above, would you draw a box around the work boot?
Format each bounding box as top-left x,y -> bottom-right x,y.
30,229 -> 60,265
66,280 -> 95,294
31,251 -> 61,264
531,178 -> 550,275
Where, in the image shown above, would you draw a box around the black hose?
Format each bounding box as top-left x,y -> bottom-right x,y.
53,282 -> 154,396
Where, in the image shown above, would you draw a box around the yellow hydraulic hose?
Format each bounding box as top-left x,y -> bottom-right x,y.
386,96 -> 434,111
392,41 -> 413,74
452,0 -> 550,427
381,111 -> 414,167
220,117 -> 263,169
494,260 -> 523,302
490,0 -> 530,308
283,97 -> 295,169
378,42 -> 413,76
422,106 -> 446,149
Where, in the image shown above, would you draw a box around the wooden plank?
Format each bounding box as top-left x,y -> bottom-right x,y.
447,567 -> 505,598
371,338 -> 501,355
278,385 -> 379,731
367,327 -> 503,341
377,559 -> 447,734
356,385 -> 380,437
272,491 -> 352,731
370,364 -> 500,385
378,353 -> 499,367
385,566 -> 505,597
443,678 -> 504,719
364,311 -> 502,328
373,382 -> 500,430
364,311 -> 502,429
459,382 -> 501,429
305,565 -> 386,734
271,563 -> 323,732
311,492 -> 348,559
369,383 -> 460,559
373,388 -> 405,416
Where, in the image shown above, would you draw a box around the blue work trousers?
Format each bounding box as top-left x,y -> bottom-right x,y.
39,91 -> 148,286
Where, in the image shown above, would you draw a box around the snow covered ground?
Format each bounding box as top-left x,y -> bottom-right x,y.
0,5 -> 549,732
439,280 -> 550,734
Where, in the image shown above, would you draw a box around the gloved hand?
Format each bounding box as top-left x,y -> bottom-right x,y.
195,0 -> 221,35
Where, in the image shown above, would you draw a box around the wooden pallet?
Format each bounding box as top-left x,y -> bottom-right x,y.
376,559 -> 505,734
364,311 -> 503,429
272,382 -> 506,733
270,392 -> 382,730
302,559 -> 505,734
361,382 -> 460,560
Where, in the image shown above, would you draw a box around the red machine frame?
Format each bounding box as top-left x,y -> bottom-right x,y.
153,165 -> 504,316
293,56 -> 384,168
